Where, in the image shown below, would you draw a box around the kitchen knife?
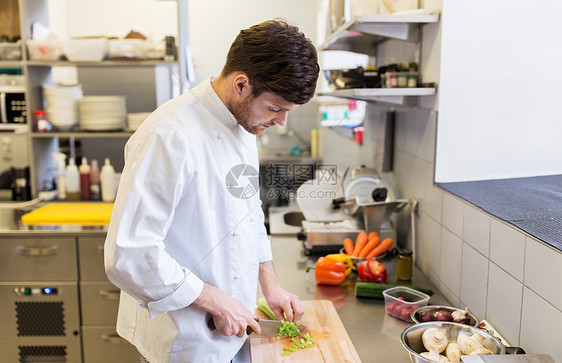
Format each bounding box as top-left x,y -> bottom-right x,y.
207,317 -> 305,337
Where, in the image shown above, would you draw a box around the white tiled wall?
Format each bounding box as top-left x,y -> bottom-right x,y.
393,107 -> 562,361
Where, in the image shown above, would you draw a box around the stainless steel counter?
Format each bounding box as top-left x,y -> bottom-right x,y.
268,236 -> 449,363
0,207 -> 108,236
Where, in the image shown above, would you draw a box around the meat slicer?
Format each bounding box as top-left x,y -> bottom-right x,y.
296,165 -> 410,254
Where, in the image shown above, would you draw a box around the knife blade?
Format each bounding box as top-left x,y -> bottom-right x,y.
248,319 -> 283,337
207,317 -> 306,337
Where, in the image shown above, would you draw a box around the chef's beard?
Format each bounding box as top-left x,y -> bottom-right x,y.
230,96 -> 269,135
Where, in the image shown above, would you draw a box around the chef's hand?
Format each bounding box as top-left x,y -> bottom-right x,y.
259,261 -> 304,322
193,283 -> 261,338
264,286 -> 304,323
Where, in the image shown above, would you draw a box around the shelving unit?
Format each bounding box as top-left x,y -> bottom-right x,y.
6,0 -> 189,196
322,13 -> 439,54
320,87 -> 435,107
319,13 -> 439,107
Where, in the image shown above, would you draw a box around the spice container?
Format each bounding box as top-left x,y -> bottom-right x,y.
397,72 -> 409,87
397,249 -> 413,281
407,73 -> 418,88
34,110 -> 51,132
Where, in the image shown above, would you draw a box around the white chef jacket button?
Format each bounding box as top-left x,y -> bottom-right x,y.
217,132 -> 222,139
231,229 -> 238,236
234,273 -> 241,279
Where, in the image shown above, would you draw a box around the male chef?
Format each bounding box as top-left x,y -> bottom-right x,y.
104,19 -> 319,362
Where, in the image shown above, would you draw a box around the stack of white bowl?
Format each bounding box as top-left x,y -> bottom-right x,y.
79,96 -> 126,131
127,112 -> 151,131
43,84 -> 83,131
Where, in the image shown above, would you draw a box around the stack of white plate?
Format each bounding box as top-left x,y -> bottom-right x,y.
127,112 -> 151,131
43,84 -> 83,131
79,96 -> 126,131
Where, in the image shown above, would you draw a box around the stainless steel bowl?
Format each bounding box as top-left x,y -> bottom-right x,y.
411,305 -> 479,327
400,322 -> 506,363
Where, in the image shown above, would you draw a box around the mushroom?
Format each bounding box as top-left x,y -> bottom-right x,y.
420,351 -> 450,362
470,332 -> 485,345
470,347 -> 494,355
445,342 -> 462,363
422,328 -> 449,353
457,333 -> 483,355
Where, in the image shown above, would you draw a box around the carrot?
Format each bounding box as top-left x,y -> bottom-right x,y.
343,238 -> 354,255
366,237 -> 393,259
358,236 -> 381,258
367,231 -> 379,241
352,232 -> 368,257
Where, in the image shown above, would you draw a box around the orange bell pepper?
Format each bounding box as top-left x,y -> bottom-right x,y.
306,257 -> 347,285
325,253 -> 353,276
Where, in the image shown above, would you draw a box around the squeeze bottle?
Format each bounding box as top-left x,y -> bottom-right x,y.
100,158 -> 116,202
79,157 -> 91,200
52,152 -> 67,200
310,127 -> 318,158
65,158 -> 80,201
89,159 -> 101,201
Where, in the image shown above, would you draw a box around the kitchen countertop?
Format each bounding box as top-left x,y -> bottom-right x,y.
0,206 -> 108,236
438,174 -> 562,251
267,236 -> 448,362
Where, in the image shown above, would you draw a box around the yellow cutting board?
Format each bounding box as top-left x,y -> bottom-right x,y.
21,203 -> 114,225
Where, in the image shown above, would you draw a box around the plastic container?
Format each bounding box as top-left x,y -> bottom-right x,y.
89,159 -> 101,201
52,152 -> 66,200
100,158 -> 116,202
65,158 -> 80,201
383,286 -> 430,322
0,43 -> 23,60
62,38 -> 108,62
26,39 -> 63,60
79,157 -> 91,200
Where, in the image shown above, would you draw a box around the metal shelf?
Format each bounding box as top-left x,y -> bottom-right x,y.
319,87 -> 435,106
25,59 -> 178,67
31,131 -> 134,138
321,13 -> 439,55
0,60 -> 24,68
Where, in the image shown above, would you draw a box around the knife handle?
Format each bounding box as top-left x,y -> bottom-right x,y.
206,317 -> 255,335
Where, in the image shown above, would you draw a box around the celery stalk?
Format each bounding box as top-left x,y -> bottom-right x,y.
257,298 -> 277,320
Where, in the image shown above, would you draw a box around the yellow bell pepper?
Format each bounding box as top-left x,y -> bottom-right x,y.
325,253 -> 353,276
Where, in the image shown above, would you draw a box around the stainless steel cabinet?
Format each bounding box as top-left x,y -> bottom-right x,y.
82,326 -> 139,363
0,236 -> 77,281
77,236 -> 138,362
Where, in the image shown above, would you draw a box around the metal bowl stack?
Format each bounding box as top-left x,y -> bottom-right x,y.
400,322 -> 506,363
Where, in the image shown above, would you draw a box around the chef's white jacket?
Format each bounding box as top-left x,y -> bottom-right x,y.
104,78 -> 273,363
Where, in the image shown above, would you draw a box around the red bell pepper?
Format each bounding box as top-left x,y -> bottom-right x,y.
357,258 -> 387,283
306,257 -> 347,285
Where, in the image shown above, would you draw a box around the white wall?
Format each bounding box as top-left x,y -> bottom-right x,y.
435,0 -> 562,182
187,0 -> 320,82
48,0 -> 177,40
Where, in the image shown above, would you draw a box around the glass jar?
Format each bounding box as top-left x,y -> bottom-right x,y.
396,250 -> 413,281
407,73 -> 418,88
397,72 -> 409,88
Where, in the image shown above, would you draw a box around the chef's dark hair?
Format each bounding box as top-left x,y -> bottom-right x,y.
221,19 -> 319,105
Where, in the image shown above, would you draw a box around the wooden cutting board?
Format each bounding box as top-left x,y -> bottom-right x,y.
250,300 -> 361,362
21,203 -> 113,225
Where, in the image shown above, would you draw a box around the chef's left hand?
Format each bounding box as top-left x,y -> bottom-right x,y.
259,260 -> 304,322
263,286 -> 304,322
